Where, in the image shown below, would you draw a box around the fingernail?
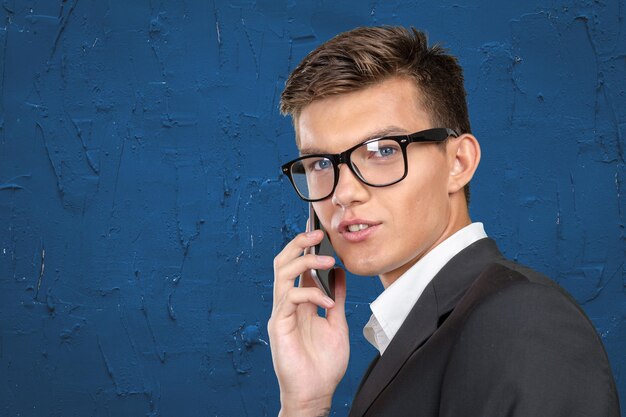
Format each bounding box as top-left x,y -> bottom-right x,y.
317,256 -> 333,264
323,296 -> 334,307
307,230 -> 320,238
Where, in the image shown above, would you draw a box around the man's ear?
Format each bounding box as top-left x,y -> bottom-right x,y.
447,133 -> 481,194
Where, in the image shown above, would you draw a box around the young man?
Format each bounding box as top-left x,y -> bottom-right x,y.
268,26 -> 620,417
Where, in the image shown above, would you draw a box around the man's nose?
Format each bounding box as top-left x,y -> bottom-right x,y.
331,164 -> 369,208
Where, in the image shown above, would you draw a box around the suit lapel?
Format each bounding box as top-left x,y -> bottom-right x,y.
348,238 -> 503,417
348,284 -> 439,417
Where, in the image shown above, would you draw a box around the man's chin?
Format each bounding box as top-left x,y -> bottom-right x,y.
342,257 -> 385,278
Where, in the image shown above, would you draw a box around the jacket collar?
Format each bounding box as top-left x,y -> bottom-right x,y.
348,238 -> 503,417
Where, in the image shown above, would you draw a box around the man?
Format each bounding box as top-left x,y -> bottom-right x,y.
267,26 -> 620,417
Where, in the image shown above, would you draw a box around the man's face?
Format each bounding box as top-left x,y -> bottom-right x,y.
297,77 -> 456,287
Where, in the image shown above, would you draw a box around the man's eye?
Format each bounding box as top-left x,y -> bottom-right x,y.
377,147 -> 396,157
370,146 -> 398,158
309,158 -> 332,171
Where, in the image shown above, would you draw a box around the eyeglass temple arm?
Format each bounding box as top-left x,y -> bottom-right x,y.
406,128 -> 459,143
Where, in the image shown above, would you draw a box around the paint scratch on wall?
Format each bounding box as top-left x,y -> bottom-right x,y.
139,296 -> 166,363
50,0 -> 78,59
37,122 -> 64,199
34,245 -> 44,299
240,17 -> 261,79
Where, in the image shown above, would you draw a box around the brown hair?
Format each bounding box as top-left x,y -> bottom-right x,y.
280,26 -> 472,202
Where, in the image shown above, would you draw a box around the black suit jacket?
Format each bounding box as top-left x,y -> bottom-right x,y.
348,238 -> 620,417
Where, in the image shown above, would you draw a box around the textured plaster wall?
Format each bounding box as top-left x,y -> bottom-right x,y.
0,1 -> 624,416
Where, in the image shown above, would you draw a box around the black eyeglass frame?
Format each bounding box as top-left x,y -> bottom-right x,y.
281,127 -> 459,202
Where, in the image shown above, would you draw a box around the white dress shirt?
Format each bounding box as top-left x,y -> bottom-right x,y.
363,222 -> 488,355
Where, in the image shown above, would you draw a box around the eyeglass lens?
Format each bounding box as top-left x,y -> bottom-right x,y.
289,138 -> 406,200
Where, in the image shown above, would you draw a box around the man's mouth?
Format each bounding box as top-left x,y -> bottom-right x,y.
347,224 -> 371,232
337,220 -> 381,243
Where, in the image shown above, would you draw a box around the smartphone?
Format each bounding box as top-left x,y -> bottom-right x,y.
306,203 -> 336,300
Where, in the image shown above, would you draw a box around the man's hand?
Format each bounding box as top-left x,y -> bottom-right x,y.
268,230 -> 349,417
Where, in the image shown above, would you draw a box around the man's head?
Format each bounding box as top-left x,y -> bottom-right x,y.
280,27 -> 480,286
281,27 -> 471,143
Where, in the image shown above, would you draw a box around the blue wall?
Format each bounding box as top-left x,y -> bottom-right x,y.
0,1 -> 624,416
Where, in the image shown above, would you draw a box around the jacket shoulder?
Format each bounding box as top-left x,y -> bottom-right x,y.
439,260 -> 621,417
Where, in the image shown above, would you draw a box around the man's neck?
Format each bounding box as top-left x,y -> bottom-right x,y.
378,209 -> 471,289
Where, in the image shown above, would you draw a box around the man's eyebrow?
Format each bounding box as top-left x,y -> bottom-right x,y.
299,125 -> 411,155
363,125 -> 411,140
298,147 -> 327,155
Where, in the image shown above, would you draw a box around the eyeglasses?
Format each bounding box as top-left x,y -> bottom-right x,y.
281,127 -> 458,202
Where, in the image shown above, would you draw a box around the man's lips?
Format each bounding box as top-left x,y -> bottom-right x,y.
337,219 -> 381,242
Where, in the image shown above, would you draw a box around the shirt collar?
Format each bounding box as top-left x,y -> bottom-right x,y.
363,222 -> 488,355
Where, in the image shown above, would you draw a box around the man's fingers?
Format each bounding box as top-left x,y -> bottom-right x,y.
274,287 -> 335,320
273,230 -> 324,270
298,265 -> 336,289
274,256 -> 334,308
273,230 -> 324,301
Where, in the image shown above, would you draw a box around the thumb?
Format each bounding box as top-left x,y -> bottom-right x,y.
327,267 -> 347,325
